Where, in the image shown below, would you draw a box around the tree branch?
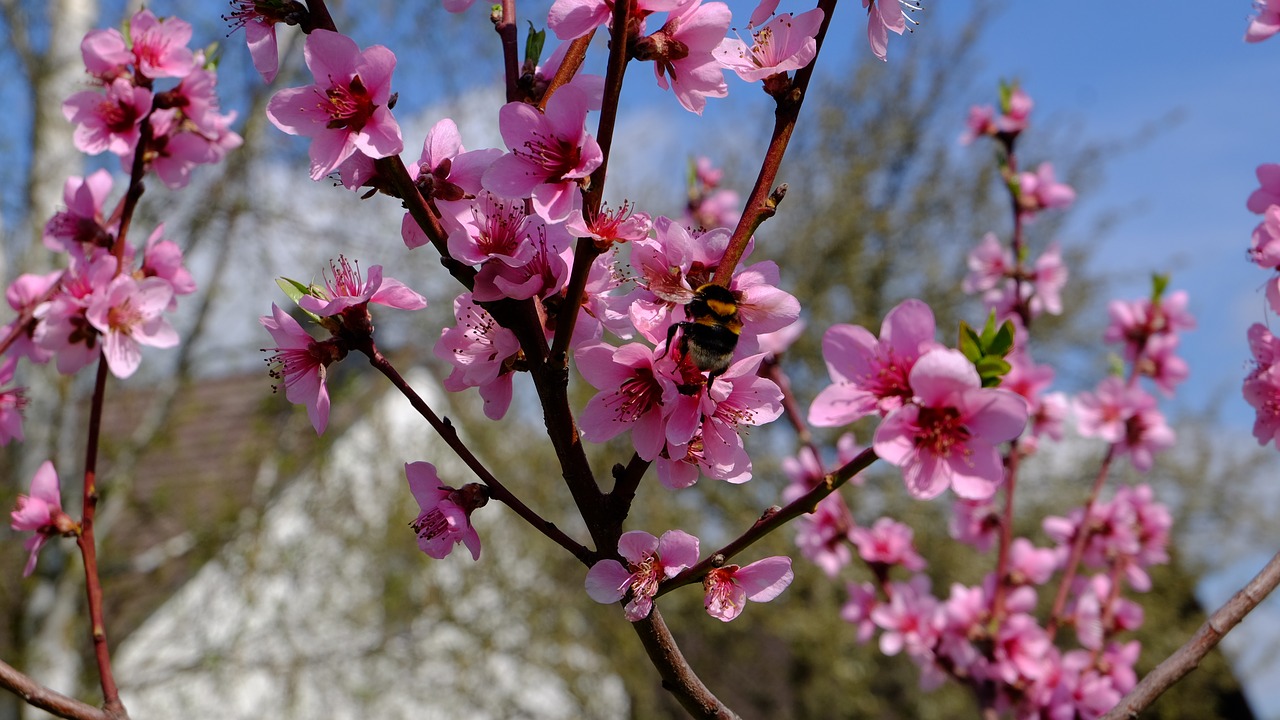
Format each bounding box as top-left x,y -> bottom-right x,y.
631,609 -> 741,720
0,657 -> 115,720
1101,550 -> 1280,720
659,448 -> 878,595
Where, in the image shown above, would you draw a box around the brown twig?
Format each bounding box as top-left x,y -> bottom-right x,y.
659,448 -> 878,595
363,346 -> 592,565
632,609 -> 742,720
79,358 -> 125,717
1100,550 -> 1280,720
0,657 -> 115,720
497,0 -> 520,102
537,33 -> 594,111
548,0 -> 632,364
1046,446 -> 1116,637
710,0 -> 837,286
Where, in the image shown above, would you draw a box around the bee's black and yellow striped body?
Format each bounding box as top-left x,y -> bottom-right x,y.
665,283 -> 742,390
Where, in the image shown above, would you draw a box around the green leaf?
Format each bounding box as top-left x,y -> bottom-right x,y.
524,22 -> 546,67
958,321 -> 982,362
989,320 -> 1016,357
1150,272 -> 1170,303
276,277 -> 310,304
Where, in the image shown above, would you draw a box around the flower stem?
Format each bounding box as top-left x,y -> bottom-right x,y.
1047,445 -> 1116,638
79,358 -> 125,717
550,0 -> 632,363
659,448 -> 878,596
364,347 -> 592,564
711,0 -> 837,286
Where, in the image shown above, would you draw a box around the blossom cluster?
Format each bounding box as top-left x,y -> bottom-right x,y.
1244,164 -> 1280,447
253,16 -> 805,486
797,443 -> 1172,717
960,86 -> 1186,475
808,299 -> 1028,500
5,8 -> 241,577
584,529 -> 793,622
790,453 -> 1173,717
783,80 -> 1184,719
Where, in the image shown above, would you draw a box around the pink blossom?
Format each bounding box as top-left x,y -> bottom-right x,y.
4,271 -> 61,364
636,0 -> 732,114
873,348 -> 1029,500
625,217 -> 798,348
960,104 -> 996,145
1043,485 -> 1171,593
792,494 -> 854,577
137,66 -> 244,189
261,303 -> 343,434
80,27 -> 132,79
703,556 -> 793,621
1018,162 -> 1075,218
0,357 -> 27,445
1136,332 -> 1189,396
1247,0 -> 1280,42
1071,574 -> 1144,651
841,581 -> 880,643
1030,242 -> 1068,315
850,517 -> 926,571
1248,163 -> 1280,212
225,1 -> 301,83
446,191 -> 541,268
546,0 -> 613,40
11,461 -> 72,577
140,225 -> 196,303
548,0 -> 683,41
405,461 -> 487,561
949,498 -> 999,552
863,0 -> 919,62
871,577 -> 940,656
483,86 -> 602,222
1075,378 -> 1173,471
686,185 -> 741,230
656,434 -> 729,489
402,118 -> 501,248
585,529 -> 700,621
1249,205 -> 1280,269
32,262 -> 106,376
714,9 -> 824,83
43,170 -> 115,255
991,613 -> 1052,685
809,298 -> 943,426
1103,289 -> 1195,360
1245,322 -> 1280,447
782,444 -> 857,576
1044,649 -> 1123,720
63,77 -> 153,156
1006,538 -> 1059,586
688,354 -> 784,483
578,342 -> 681,460
998,87 -> 1033,134
266,30 -> 402,181
128,10 -> 196,79
471,215 -> 573,303
297,256 -> 427,317
961,233 -> 1011,295
565,201 -> 652,250
1073,376 -> 1142,442
434,293 -> 521,420
84,275 -> 178,379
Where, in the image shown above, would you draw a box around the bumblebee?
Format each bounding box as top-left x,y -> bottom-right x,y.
664,283 -> 742,390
